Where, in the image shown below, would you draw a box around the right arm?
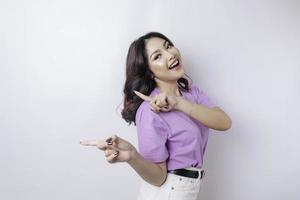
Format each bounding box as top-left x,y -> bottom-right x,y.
128,150 -> 167,187
80,135 -> 168,187
81,100 -> 170,187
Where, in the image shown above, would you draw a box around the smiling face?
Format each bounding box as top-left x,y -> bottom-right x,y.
145,37 -> 184,83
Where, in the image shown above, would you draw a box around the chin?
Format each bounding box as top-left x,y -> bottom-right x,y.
178,69 -> 185,78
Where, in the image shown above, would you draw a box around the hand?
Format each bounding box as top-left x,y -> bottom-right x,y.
134,90 -> 180,112
80,134 -> 137,164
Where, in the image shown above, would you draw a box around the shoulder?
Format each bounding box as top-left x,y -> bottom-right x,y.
187,83 -> 204,97
135,101 -> 171,135
189,83 -> 202,93
188,83 -> 217,108
136,101 -> 151,117
135,88 -> 161,121
135,101 -> 161,124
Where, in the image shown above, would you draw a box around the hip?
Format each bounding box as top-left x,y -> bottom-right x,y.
137,167 -> 205,200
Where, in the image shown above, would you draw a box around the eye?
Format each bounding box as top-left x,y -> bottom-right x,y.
166,43 -> 172,49
154,54 -> 161,60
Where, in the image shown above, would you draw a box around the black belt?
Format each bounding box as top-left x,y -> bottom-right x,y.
168,168 -> 205,179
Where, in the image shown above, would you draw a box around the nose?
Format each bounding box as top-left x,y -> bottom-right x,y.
165,50 -> 175,61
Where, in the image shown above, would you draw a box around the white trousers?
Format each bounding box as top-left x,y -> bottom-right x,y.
137,167 -> 204,200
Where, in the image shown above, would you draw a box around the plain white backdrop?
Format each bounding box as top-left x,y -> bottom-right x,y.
1,0 -> 299,199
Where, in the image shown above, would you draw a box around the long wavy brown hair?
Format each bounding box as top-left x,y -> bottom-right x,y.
121,32 -> 192,125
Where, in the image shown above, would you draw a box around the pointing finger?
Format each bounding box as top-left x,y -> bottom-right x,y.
134,90 -> 152,102
80,140 -> 106,150
80,140 -> 99,146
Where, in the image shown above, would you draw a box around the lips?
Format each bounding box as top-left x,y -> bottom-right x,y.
169,59 -> 180,70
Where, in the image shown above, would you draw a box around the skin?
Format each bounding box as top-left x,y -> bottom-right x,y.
80,37 -> 232,187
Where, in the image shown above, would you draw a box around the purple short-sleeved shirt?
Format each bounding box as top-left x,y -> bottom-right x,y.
135,83 -> 217,171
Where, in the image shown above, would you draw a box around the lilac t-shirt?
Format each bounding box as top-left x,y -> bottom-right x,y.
135,83 -> 216,171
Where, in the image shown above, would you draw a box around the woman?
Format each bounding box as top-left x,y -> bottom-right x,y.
80,32 -> 232,200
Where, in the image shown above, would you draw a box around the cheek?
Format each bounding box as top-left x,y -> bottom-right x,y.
149,61 -> 167,72
153,66 -> 168,76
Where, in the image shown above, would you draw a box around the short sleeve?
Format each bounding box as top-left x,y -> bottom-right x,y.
191,84 -> 217,108
135,104 -> 169,163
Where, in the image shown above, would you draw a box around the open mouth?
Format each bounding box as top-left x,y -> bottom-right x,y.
168,59 -> 180,70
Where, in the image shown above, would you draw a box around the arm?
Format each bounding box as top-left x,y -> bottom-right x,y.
175,97 -> 232,131
80,136 -> 167,187
133,89 -> 231,131
128,150 -> 167,187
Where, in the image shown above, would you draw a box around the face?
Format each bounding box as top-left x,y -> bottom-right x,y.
145,37 -> 184,83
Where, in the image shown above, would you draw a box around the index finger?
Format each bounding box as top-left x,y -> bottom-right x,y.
134,90 -> 152,102
80,140 -> 101,146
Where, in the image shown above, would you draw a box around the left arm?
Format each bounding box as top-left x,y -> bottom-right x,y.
133,90 -> 232,131
175,97 -> 232,131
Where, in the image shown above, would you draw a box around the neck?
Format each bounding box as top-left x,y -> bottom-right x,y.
155,79 -> 181,96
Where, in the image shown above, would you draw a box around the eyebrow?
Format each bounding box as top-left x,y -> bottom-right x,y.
150,40 -> 168,59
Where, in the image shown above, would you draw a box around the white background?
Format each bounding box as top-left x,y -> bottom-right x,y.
1,0 -> 299,199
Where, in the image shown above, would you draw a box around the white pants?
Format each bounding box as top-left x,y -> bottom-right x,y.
137,167 -> 204,200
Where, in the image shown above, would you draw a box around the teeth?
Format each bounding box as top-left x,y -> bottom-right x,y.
169,60 -> 179,69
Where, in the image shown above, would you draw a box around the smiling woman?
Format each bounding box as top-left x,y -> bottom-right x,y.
145,37 -> 184,80
81,32 -> 231,200
121,32 -> 190,124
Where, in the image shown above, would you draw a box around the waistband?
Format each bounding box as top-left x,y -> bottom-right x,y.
167,167 -> 205,179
